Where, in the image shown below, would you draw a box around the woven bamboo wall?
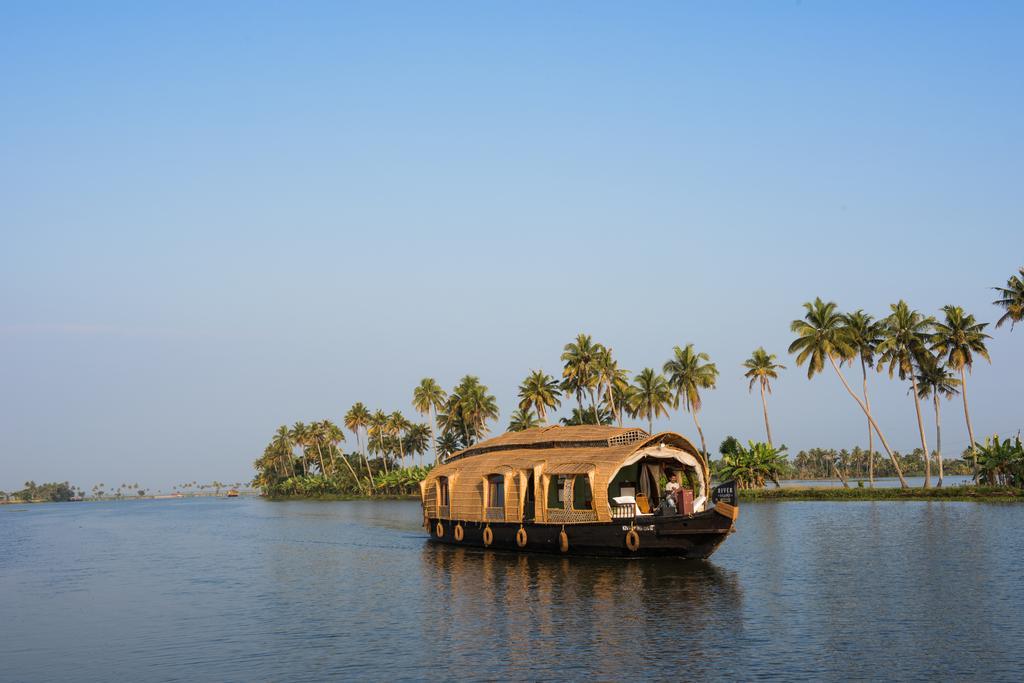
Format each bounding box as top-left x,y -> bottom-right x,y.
420,425 -> 705,525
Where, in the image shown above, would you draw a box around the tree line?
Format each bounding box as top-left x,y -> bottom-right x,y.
254,266 -> 1024,495
2,481 -> 78,503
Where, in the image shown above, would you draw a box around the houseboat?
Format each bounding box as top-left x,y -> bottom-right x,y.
420,425 -> 738,558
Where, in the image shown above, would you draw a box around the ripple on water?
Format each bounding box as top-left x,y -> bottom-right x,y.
1,498 -> 1022,681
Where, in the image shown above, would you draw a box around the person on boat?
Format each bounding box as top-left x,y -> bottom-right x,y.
664,472 -> 680,496
658,472 -> 680,514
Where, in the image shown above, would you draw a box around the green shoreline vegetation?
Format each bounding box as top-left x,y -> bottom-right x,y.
11,270 -> 1021,506
739,486 -> 1024,502
251,267 -> 1024,502
255,486 -> 1024,504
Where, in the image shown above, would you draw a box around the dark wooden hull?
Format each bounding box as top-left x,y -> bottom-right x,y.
426,509 -> 735,559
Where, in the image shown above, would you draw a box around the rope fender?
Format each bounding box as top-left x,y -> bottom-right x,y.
625,528 -> 640,552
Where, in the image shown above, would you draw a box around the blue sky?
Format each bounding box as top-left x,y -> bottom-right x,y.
2,1 -> 1022,490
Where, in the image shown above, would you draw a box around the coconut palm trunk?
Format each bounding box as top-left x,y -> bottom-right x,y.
602,381 -> 620,427
933,392 -> 944,487
860,357 -> 875,488
690,405 -> 708,456
336,445 -> 363,492
833,457 -> 850,488
959,367 -> 979,482
909,371 -> 931,488
589,388 -> 600,424
357,428 -> 373,496
759,380 -> 773,447
826,353 -> 909,488
378,433 -> 390,476
313,440 -> 327,476
429,407 -> 439,465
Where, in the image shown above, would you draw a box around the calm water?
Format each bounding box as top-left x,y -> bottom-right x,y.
2,498 -> 1022,681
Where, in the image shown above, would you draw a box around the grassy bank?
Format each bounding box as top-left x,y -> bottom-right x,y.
739,485 -> 1024,502
266,493 -> 419,501
267,486 -> 1024,503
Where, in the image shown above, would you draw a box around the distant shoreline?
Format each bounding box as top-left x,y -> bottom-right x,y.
0,492 -> 259,505
7,486 -> 1022,505
739,485 -> 1024,502
263,485 -> 1023,503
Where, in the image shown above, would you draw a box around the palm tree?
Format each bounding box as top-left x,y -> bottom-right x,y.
930,305 -> 992,481
627,368 -> 673,434
315,420 -> 338,474
594,348 -> 630,426
877,300 -> 935,487
344,402 -> 374,490
914,355 -> 961,487
559,405 -> 614,426
517,370 -> 562,424
841,310 -> 884,486
560,333 -> 604,422
742,347 -> 785,447
992,266 -> 1024,330
271,425 -> 296,478
324,420 -> 361,487
402,423 -> 432,466
663,344 -> 719,455
412,378 -> 447,464
508,407 -> 542,432
368,410 -> 390,475
436,431 -> 462,461
289,422 -> 316,475
460,380 -> 499,443
387,412 -> 411,468
442,376 -> 499,445
789,298 -> 908,487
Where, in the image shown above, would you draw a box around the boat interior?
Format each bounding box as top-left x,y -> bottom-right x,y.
514,450 -> 708,523
607,451 -> 708,519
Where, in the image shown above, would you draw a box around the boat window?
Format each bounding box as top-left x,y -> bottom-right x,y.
487,474 -> 504,508
523,473 -> 535,522
438,477 -> 449,507
547,475 -> 566,510
573,474 -> 593,510
609,463 -> 639,497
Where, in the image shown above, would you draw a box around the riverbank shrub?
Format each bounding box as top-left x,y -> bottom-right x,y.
266,466 -> 432,498
717,441 -> 788,489
739,485 -> 1024,502
975,434 -> 1024,486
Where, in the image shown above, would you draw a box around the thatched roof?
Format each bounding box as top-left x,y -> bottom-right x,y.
444,424 -> 652,462
422,425 -> 709,524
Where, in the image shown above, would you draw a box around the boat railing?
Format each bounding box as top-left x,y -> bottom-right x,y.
438,505 -> 450,519
485,506 -> 505,522
547,508 -> 598,523
610,503 -> 637,519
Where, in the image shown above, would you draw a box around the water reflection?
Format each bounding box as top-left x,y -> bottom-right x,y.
421,543 -> 742,678
4,499 -> 1024,681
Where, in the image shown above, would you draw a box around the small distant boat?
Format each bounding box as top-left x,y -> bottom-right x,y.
153,493 -> 185,499
420,425 -> 738,558
226,489 -> 239,498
